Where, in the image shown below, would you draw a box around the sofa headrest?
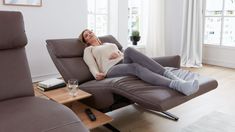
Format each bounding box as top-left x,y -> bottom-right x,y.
0,11 -> 27,50
46,39 -> 85,58
46,35 -> 123,58
99,35 -> 123,50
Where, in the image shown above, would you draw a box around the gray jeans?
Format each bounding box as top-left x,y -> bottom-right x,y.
106,47 -> 171,87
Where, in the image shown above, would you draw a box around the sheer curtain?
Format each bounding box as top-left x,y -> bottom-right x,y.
181,0 -> 203,67
143,0 -> 165,57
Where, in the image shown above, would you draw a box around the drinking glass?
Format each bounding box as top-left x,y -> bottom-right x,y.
67,79 -> 79,97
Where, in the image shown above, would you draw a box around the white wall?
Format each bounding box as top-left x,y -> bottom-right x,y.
0,0 -> 87,82
203,46 -> 235,68
0,0 -> 129,82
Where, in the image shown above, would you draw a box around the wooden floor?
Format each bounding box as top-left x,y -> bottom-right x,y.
92,65 -> 235,132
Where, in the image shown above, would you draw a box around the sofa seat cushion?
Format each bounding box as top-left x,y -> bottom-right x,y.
80,77 -> 126,109
0,97 -> 88,132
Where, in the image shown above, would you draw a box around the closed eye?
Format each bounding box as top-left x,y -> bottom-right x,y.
84,34 -> 88,38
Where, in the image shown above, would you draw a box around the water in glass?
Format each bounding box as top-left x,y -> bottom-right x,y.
68,79 -> 78,97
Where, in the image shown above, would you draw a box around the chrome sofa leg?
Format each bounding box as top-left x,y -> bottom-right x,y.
162,111 -> 179,121
133,104 -> 179,121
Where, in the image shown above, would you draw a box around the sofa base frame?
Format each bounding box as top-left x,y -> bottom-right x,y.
104,124 -> 120,132
141,107 -> 179,121
161,111 -> 179,121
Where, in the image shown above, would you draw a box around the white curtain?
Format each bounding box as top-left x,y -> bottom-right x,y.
181,0 -> 203,67
143,0 -> 165,57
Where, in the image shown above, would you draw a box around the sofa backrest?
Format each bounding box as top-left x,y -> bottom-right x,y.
46,35 -> 123,84
0,11 -> 34,101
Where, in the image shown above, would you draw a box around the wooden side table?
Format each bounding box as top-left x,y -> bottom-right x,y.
34,86 -> 115,130
35,87 -> 92,104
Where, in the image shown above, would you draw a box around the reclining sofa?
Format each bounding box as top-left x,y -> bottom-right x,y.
0,11 -> 89,132
46,34 -> 218,121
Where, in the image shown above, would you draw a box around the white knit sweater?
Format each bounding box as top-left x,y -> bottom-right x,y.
83,43 -> 123,78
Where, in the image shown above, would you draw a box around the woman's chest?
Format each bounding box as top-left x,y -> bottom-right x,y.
92,44 -> 118,56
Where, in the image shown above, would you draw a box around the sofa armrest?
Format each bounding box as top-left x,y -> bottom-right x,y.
152,55 -> 181,68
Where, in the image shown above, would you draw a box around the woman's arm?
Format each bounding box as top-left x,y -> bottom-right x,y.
109,44 -> 124,60
95,72 -> 106,80
109,52 -> 120,60
83,47 -> 100,78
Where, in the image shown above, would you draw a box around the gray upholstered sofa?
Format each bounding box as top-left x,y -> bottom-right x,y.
0,11 -> 89,132
46,35 -> 218,121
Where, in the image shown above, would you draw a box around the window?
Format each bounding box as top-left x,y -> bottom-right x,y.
128,0 -> 143,37
204,0 -> 235,47
87,0 -> 109,36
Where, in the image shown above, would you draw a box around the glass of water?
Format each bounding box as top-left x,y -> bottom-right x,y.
67,79 -> 79,97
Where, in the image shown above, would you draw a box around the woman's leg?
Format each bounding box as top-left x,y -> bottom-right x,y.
123,47 -> 185,81
107,63 -> 199,96
123,47 -> 166,75
107,63 -> 171,87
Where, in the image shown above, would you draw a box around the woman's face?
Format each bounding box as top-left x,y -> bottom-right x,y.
83,30 -> 100,46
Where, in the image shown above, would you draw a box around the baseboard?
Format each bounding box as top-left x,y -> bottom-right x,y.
203,58 -> 235,69
32,73 -> 61,83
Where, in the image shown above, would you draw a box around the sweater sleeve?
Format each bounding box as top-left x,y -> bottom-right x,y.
83,47 -> 100,78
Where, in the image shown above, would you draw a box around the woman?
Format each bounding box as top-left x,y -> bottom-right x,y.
79,29 -> 199,96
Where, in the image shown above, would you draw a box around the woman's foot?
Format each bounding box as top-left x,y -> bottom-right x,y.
163,70 -> 184,81
169,80 -> 199,96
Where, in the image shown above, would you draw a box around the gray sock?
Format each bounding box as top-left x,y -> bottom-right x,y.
169,80 -> 199,96
163,70 -> 185,81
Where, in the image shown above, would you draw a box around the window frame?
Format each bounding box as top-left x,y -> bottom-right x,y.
87,0 -> 110,36
204,0 -> 235,48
